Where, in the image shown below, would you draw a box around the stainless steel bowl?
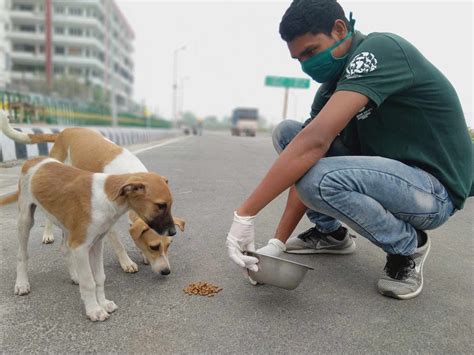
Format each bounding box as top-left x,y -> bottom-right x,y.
246,251 -> 314,290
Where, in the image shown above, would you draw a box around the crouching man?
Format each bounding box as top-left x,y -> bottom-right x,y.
226,0 -> 473,299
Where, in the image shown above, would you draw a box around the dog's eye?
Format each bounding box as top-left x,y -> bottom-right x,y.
150,244 -> 161,251
156,203 -> 167,210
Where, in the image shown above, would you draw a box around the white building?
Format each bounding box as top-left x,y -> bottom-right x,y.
2,0 -> 134,110
0,0 -> 11,88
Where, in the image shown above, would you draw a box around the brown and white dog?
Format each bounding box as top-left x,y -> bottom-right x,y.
128,211 -> 176,274
0,110 -> 184,273
2,156 -> 180,321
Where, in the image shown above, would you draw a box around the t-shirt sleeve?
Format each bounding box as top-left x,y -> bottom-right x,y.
303,82 -> 334,127
336,34 -> 414,106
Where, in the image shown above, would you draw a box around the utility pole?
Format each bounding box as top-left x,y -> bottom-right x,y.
110,83 -> 117,126
45,0 -> 52,92
282,87 -> 289,120
264,75 -> 310,121
178,76 -> 189,118
172,45 -> 186,128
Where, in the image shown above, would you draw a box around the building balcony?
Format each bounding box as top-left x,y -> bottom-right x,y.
10,51 -> 44,63
52,34 -> 104,51
10,70 -> 107,90
51,14 -> 104,30
111,37 -> 134,55
88,75 -> 105,87
8,32 -> 105,53
10,71 -> 44,81
0,71 -> 11,87
53,55 -> 105,70
7,30 -> 105,51
9,10 -> 45,22
10,51 -> 105,70
7,30 -> 45,43
109,69 -> 133,88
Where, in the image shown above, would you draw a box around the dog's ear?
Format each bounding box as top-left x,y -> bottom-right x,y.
129,219 -> 150,240
173,217 -> 186,232
117,182 -> 145,199
162,176 -> 169,184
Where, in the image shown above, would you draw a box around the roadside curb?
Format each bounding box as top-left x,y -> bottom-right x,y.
0,125 -> 183,162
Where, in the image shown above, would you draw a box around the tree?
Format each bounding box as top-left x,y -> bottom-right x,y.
181,111 -> 197,126
51,76 -> 90,101
91,85 -> 109,109
203,115 -> 219,128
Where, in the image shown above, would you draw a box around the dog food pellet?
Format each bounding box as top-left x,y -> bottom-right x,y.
183,281 -> 222,297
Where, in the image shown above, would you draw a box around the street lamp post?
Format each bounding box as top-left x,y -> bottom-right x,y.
178,76 -> 189,118
172,45 -> 186,128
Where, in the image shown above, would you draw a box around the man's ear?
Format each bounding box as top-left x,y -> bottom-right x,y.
173,217 -> 186,232
116,182 -> 145,199
129,219 -> 150,240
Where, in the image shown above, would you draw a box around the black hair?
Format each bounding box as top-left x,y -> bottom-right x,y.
279,0 -> 349,42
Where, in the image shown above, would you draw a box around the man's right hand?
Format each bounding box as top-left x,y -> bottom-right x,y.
226,212 -> 259,272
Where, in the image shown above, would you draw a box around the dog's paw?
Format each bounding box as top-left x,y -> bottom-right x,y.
68,270 -> 79,284
42,233 -> 55,244
86,307 -> 110,322
121,260 -> 138,273
100,300 -> 118,313
14,281 -> 31,295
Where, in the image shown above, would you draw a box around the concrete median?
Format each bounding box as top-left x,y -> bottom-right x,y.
0,125 -> 183,162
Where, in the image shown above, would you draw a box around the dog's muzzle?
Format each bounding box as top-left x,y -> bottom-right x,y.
149,218 -> 176,237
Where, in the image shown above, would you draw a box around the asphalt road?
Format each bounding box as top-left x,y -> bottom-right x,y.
1,132 -> 473,353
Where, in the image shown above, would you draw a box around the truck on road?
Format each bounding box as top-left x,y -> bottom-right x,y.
231,107 -> 258,137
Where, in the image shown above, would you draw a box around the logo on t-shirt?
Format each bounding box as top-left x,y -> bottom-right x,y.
346,52 -> 378,79
356,106 -> 373,121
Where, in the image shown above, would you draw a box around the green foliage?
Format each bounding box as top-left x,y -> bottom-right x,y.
181,111 -> 197,126
0,89 -> 172,128
91,86 -> 110,110
203,115 -> 229,130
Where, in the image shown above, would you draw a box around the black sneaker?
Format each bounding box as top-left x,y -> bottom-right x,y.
377,231 -> 430,300
285,226 -> 356,254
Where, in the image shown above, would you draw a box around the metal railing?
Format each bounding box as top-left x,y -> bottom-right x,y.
0,89 -> 171,128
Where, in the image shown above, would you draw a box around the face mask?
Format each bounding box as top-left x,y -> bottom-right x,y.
301,13 -> 356,83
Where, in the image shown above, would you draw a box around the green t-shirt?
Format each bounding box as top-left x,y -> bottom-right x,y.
306,31 -> 472,209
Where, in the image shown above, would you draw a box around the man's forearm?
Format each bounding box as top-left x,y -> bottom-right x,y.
274,186 -> 308,243
237,139 -> 327,216
236,91 -> 368,217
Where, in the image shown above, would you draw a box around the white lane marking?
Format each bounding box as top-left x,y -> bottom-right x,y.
131,136 -> 190,155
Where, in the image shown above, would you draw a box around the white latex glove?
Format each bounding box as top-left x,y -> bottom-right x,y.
248,239 -> 286,286
226,211 -> 259,272
256,238 -> 286,257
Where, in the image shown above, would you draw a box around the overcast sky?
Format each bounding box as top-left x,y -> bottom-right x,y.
117,0 -> 473,127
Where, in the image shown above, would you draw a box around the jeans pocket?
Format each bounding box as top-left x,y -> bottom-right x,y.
424,171 -> 449,201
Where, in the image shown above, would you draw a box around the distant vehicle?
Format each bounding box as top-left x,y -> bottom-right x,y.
231,107 -> 258,137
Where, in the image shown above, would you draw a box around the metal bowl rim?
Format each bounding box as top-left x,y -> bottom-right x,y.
246,251 -> 314,270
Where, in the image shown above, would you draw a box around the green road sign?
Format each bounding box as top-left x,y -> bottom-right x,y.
265,76 -> 310,89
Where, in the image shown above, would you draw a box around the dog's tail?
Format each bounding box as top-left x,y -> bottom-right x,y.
0,110 -> 57,144
0,191 -> 19,205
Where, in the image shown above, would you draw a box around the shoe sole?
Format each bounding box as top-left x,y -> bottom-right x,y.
285,242 -> 356,255
378,239 -> 431,300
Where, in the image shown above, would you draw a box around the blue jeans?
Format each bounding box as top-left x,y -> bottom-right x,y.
272,120 -> 455,256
